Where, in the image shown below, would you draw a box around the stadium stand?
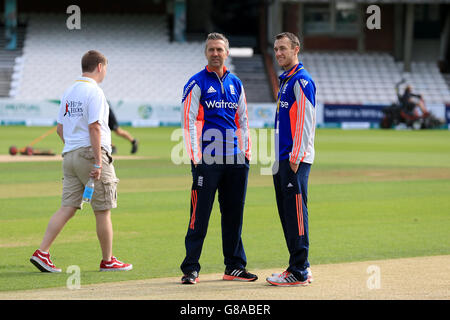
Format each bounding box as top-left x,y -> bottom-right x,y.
8,14 -> 449,107
300,51 -> 450,105
0,24 -> 25,97
232,54 -> 273,103
9,13 -> 234,104
444,74 -> 450,90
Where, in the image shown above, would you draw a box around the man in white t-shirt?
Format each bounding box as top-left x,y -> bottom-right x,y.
30,50 -> 132,273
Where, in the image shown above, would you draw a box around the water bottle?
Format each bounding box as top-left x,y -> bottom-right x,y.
82,177 -> 95,203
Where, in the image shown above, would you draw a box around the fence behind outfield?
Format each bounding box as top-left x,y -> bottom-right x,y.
1,98 -> 449,129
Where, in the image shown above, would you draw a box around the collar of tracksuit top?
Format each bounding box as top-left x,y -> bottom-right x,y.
277,63 -> 304,105
205,65 -> 230,92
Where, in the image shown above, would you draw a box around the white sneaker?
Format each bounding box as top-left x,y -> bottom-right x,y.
266,271 -> 308,286
272,267 -> 313,283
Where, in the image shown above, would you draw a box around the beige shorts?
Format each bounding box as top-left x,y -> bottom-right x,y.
62,147 -> 119,211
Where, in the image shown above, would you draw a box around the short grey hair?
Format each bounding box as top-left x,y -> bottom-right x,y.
205,32 -> 230,52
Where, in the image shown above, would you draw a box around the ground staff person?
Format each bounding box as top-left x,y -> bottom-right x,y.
266,32 -> 316,286
180,33 -> 257,284
107,105 -> 139,154
30,50 -> 132,273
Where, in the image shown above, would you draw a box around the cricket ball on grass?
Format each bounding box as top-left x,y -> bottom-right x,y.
20,146 -> 33,155
9,145 -> 17,155
25,146 -> 33,156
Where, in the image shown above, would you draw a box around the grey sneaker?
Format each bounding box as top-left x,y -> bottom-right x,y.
272,267 -> 313,283
223,268 -> 258,281
181,270 -> 199,284
266,270 -> 308,286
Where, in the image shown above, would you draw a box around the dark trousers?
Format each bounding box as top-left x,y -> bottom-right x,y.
180,160 -> 250,274
273,159 -> 311,280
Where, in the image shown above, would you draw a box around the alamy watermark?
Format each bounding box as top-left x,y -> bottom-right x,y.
366,265 -> 381,290
170,128 -> 277,175
66,265 -> 81,290
66,5 -> 81,30
366,5 -> 381,30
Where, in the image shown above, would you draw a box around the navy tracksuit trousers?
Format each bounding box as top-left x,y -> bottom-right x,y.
273,159 -> 311,280
180,159 -> 249,274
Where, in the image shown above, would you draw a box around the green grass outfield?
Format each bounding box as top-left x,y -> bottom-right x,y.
0,126 -> 449,291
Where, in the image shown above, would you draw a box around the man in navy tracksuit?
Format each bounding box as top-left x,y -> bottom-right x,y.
266,32 -> 317,286
180,33 -> 257,284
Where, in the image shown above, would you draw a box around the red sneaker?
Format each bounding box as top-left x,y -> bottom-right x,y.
30,249 -> 62,273
100,256 -> 133,272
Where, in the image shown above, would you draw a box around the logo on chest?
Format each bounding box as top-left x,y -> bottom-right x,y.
279,101 -> 289,109
205,100 -> 238,109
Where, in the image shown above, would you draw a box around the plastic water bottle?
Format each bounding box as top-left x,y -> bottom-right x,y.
82,177 -> 95,203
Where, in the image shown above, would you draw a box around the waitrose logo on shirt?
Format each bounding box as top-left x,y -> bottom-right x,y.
205,100 -> 238,109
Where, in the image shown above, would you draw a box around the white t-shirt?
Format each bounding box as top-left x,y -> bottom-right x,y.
57,77 -> 112,155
